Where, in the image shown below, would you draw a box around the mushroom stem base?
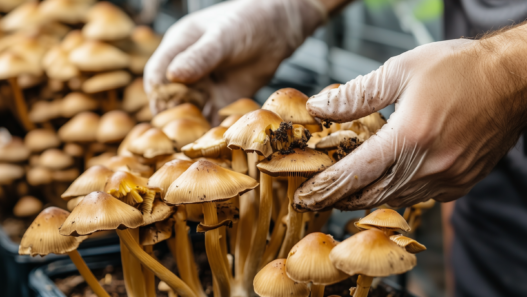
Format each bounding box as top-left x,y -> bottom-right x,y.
311,284 -> 325,297
278,176 -> 304,258
67,250 -> 110,297
354,275 -> 373,297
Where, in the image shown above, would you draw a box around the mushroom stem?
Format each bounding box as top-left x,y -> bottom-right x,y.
364,209 -> 371,216
120,241 -> 135,297
67,250 -> 110,297
278,176 -> 304,258
143,245 -> 156,297
116,229 -> 198,297
173,206 -> 206,297
306,210 -> 332,234
120,229 -> 147,297
232,149 -> 248,174
219,226 -> 230,275
243,171 -> 273,292
203,202 -> 231,297
229,196 -> 239,254
260,196 -> 288,269
353,275 -> 373,297
300,212 -> 315,238
106,89 -> 117,111
8,77 -> 34,131
311,284 -> 325,297
234,193 -> 254,285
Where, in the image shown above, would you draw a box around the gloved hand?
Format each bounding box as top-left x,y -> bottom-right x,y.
294,36 -> 527,211
144,0 -> 326,123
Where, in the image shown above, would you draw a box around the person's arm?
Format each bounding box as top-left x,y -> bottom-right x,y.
294,23 -> 527,211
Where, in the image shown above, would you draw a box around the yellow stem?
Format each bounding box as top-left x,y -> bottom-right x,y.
117,229 -> 197,297
311,284 -> 325,297
300,212 -> 315,238
203,202 -> 231,297
232,150 -> 248,174
403,207 -> 412,221
125,229 -> 147,297
260,197 -> 288,269
67,250 -> 110,297
106,89 -> 117,111
120,240 -> 135,297
8,77 -> 34,131
143,245 -> 156,297
234,193 -> 254,280
219,226 -> 230,277
354,275 -> 373,297
229,196 -> 240,255
130,189 -> 144,203
243,172 -> 273,293
306,210 -> 332,235
278,176 -> 304,258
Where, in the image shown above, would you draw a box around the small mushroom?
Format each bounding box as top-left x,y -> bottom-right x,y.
254,259 -> 309,297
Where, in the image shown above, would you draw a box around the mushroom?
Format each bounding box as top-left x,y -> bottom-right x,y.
42,46 -> 80,82
319,83 -> 341,93
257,148 -> 333,258
254,259 -> 309,297
123,77 -> 149,113
0,0 -> 27,13
330,229 -> 416,297
82,71 -> 132,111
0,2 -> 43,32
219,114 -> 243,128
59,92 -> 98,118
38,0 -> 90,25
127,127 -> 175,161
315,130 -> 363,161
104,171 -> 158,214
354,209 -> 411,236
135,104 -> 153,122
389,235 -> 427,254
58,111 -> 100,143
218,98 -> 261,117
13,195 -> 43,218
358,112 -> 387,134
105,156 -> 153,177
24,129 -> 61,153
259,197 -> 289,269
39,148 -> 74,170
403,199 -> 436,232
148,159 -> 193,198
162,118 -> 210,151
0,135 -> 30,162
20,207 -> 110,297
285,232 -> 348,297
61,165 -> 114,200
96,110 -> 135,144
83,2 -> 134,41
151,103 -> 209,128
117,122 -> 152,157
181,126 -> 230,159
165,159 -> 259,297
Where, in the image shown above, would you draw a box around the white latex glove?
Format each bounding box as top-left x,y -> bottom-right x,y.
294,38 -> 527,211
144,0 -> 326,123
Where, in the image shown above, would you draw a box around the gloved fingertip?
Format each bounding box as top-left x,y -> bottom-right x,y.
166,62 -> 202,84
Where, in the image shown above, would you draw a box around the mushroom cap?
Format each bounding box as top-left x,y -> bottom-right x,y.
131,26 -> 162,55
319,84 -> 340,93
61,165 -> 114,199
51,167 -> 80,182
66,196 -> 83,211
69,41 -> 129,72
59,191 -> 143,236
151,103 -> 207,128
315,130 -> 359,150
330,229 -> 416,277
105,156 -> 153,177
29,100 -> 61,123
58,111 -> 100,143
223,109 -> 283,158
254,259 -> 310,297
389,235 -> 427,254
0,2 -> 43,32
338,121 -> 371,140
123,78 -> 148,113
97,110 -> 135,143
25,129 -> 60,153
286,232 -> 348,285
86,152 -> 116,168
13,196 -> 43,218
181,127 -> 229,159
155,153 -> 192,169
164,159 -> 258,205
82,70 -> 132,93
27,167 -> 53,186
11,36 -> 48,67
218,98 -> 260,117
0,163 -> 24,185
148,159 -> 193,198
262,88 -> 318,126
135,105 -> 153,122
60,30 -> 84,52
140,218 -> 173,246
83,2 -> 134,41
0,52 -> 40,79
128,128 -> 175,159
63,142 -> 84,157
257,148 -> 333,178
0,0 -> 27,13
39,0 -> 89,24
162,118 -> 210,151
220,114 -> 243,128
0,136 -> 30,162
358,112 -> 386,134
60,92 -> 98,118
39,148 -> 73,170
19,207 -> 87,256
355,209 -> 411,233
117,123 -> 152,157
142,199 -> 175,226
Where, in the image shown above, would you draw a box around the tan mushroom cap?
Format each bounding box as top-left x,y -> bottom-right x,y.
66,196 -> 83,211
61,165 -> 114,199
60,92 -> 98,118
254,259 -> 310,297
97,110 -> 135,144
131,26 -> 162,55
105,156 -> 153,177
223,109 -> 283,158
315,130 -> 360,150
262,88 -> 318,127
58,112 -> 100,143
29,100 -> 61,123
42,46 -> 79,81
142,199 -> 175,226
27,167 -> 53,186
358,112 -> 387,134
0,2 -> 43,32
286,232 -> 348,285
13,196 -> 43,218
338,120 -> 371,140
123,77 -> 148,113
0,136 -> 30,162
162,118 -> 210,151
151,103 -> 208,128
181,127 -> 230,159
11,36 -> 47,67
0,163 -> 24,185
82,70 -> 132,93
218,98 -> 260,117
83,2 -> 134,41
155,153 -> 192,169
128,128 -> 175,159
220,114 -> 243,128
319,84 -> 340,93
63,143 -> 84,157
60,30 -> 84,52
69,41 -> 129,72
118,123 -> 152,157
25,129 -> 60,153
52,167 -> 80,182
20,207 -> 88,256
355,209 -> 411,233
140,218 -> 173,246
135,105 -> 153,122
164,159 -> 258,205
148,159 -> 193,198
38,0 -> 89,24
39,148 -> 73,170
330,229 -> 416,277
257,148 -> 333,178
0,52 -> 40,79
60,191 -> 143,236
0,0 -> 26,13
389,235 -> 427,254
86,152 -> 116,168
